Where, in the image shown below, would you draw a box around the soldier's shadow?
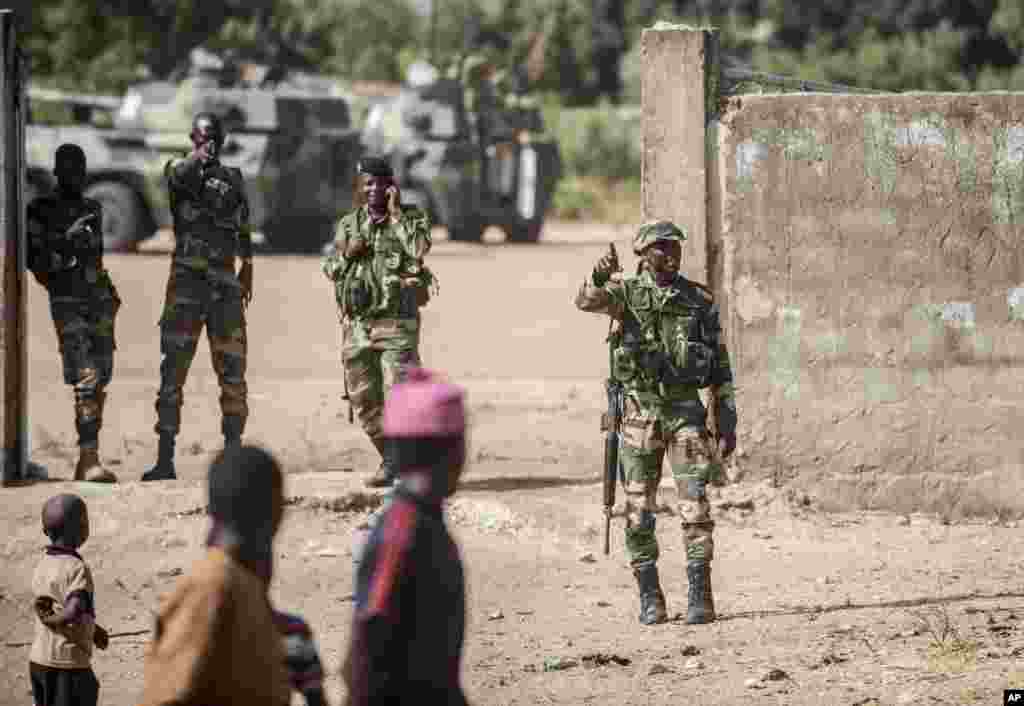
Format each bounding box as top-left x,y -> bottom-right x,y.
459,475 -> 597,492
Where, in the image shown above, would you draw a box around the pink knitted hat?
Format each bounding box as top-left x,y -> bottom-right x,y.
382,368 -> 466,438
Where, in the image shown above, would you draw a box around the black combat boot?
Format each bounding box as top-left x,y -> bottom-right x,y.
141,434 -> 176,481
633,563 -> 669,625
686,560 -> 715,624
364,436 -> 396,489
222,415 -> 244,453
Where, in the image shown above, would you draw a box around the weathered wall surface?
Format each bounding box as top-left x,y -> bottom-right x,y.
717,93 -> 1024,519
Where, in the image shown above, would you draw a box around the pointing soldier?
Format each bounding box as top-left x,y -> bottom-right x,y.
27,144 -> 120,483
576,221 -> 738,625
322,157 -> 435,488
142,112 -> 254,481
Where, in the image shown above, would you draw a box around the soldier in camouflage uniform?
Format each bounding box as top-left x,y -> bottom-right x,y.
575,221 -> 738,625
322,157 -> 434,488
142,113 -> 254,481
27,144 -> 121,484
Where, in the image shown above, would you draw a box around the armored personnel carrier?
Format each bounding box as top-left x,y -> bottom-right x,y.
27,52 -> 363,253
361,62 -> 561,243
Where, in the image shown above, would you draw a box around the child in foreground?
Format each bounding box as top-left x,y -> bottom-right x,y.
138,445 -> 292,706
342,367 -> 471,706
30,493 -> 110,706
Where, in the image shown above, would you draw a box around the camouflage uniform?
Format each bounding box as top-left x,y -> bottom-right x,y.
27,190 -> 121,482
575,221 -> 738,625
154,153 -> 252,445
322,203 -> 433,480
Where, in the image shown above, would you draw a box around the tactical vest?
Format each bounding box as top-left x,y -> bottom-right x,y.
27,195 -> 107,297
609,275 -> 717,391
339,211 -> 432,320
167,159 -> 247,264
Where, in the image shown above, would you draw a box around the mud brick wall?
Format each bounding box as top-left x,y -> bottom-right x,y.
715,93 -> 1024,519
643,27 -> 1024,519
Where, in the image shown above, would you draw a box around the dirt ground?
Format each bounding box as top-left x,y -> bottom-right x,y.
2,222 -> 1023,706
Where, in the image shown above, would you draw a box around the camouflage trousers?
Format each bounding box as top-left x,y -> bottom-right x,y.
50,285 -> 120,448
619,394 -> 719,568
155,262 -> 247,438
341,316 -> 421,442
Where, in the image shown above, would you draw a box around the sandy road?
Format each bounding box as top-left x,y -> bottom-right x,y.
3,222 -> 1023,705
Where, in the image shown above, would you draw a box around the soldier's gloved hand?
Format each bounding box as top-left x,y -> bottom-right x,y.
345,236 -> 369,260
386,185 -> 402,219
591,253 -> 618,287
718,431 -> 736,460
239,260 -> 253,309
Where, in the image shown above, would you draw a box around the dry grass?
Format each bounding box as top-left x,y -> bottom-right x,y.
906,603 -> 978,673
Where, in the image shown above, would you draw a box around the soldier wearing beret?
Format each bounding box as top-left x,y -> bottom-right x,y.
575,221 -> 739,625
322,157 -> 436,488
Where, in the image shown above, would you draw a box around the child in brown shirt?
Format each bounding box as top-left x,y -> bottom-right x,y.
138,445 -> 292,706
30,494 -> 110,706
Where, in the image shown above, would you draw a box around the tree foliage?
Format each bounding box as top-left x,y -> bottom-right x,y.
14,0 -> 1024,100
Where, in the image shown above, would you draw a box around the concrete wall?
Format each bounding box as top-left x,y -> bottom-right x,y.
645,28 -> 1024,519
641,27 -> 715,282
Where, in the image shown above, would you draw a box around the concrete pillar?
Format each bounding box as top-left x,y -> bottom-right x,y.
0,9 -> 27,485
640,25 -> 720,285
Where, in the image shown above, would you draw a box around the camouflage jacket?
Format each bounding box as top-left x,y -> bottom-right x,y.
576,269 -> 737,434
322,205 -> 434,321
27,192 -> 115,300
165,155 -> 252,268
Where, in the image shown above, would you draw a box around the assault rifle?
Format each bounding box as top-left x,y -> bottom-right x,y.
602,377 -> 624,555
598,242 -> 624,555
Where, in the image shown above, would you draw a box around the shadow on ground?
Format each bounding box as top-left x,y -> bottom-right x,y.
459,475 -> 598,492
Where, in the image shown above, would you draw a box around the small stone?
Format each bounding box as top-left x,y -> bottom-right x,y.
596,600 -> 611,608
680,645 -> 701,656
761,667 -> 789,682
648,664 -> 673,676
745,678 -> 763,689
579,553 -> 597,563
157,567 -> 183,579
488,610 -> 505,621
683,658 -> 704,670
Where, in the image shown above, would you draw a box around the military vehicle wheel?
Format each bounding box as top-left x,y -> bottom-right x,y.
504,218 -> 543,244
84,181 -> 145,253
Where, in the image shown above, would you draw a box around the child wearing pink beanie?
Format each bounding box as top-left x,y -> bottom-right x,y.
342,368 -> 470,706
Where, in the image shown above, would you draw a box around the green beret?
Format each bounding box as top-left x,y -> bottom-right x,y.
633,220 -> 687,254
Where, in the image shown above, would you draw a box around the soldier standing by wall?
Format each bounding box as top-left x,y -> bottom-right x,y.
575,221 -> 738,625
322,158 -> 434,488
142,113 -> 254,482
27,144 -> 120,483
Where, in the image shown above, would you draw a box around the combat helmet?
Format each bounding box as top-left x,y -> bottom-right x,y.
633,220 -> 687,254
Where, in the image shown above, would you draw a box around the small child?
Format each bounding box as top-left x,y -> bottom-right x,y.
274,610 -> 328,706
30,493 -> 110,706
342,367 -> 470,706
138,445 -> 292,706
